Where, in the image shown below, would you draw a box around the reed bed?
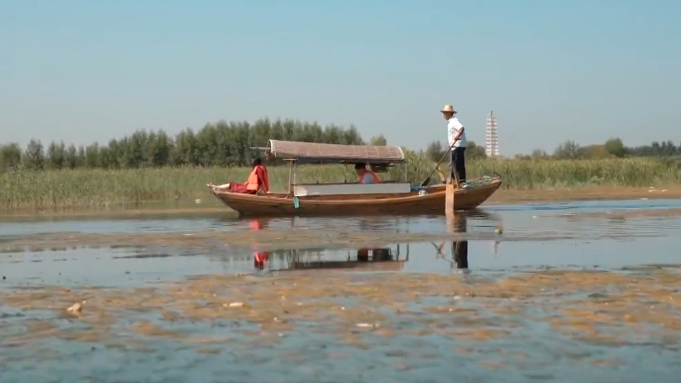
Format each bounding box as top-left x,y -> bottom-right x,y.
1,156 -> 679,211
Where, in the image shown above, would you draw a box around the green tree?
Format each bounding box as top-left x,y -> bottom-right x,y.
553,140 -> 582,159
85,143 -> 101,168
46,141 -> 66,169
531,148 -> 549,160
370,134 -> 387,146
64,144 -> 79,169
22,139 -> 45,170
425,140 -> 446,163
0,143 -> 22,170
466,141 -> 487,159
146,130 -> 173,167
604,137 -> 626,158
424,140 -> 486,162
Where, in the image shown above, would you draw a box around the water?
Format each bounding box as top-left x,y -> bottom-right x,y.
1,199 -> 681,382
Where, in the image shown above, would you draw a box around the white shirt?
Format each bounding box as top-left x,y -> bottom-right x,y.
447,116 -> 467,149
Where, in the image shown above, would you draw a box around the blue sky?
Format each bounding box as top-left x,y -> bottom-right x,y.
1,0 -> 680,155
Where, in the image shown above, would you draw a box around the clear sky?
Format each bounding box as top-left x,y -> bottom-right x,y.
1,0 -> 680,155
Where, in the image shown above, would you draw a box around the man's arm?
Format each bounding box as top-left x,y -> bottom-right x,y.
452,126 -> 465,142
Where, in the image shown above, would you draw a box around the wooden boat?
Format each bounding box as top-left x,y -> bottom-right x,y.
211,139 -> 502,217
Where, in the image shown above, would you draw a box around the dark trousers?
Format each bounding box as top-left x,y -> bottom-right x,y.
449,147 -> 466,183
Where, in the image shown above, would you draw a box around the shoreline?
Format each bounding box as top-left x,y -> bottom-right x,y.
1,186 -> 679,221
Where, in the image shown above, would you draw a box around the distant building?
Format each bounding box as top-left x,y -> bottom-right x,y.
485,111 -> 499,157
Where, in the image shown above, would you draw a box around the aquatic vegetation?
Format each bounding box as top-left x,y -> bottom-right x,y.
3,269 -> 681,355
0,156 -> 679,211
478,156 -> 681,190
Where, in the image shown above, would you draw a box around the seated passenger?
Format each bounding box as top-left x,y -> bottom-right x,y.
208,158 -> 270,194
354,163 -> 381,184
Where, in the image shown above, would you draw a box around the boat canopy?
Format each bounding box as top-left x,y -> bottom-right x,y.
265,139 -> 406,164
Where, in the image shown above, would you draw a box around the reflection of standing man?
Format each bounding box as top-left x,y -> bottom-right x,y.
441,104 -> 467,187
437,213 -> 469,270
450,213 -> 468,269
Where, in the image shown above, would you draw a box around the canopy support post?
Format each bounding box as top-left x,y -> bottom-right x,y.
286,160 -> 294,197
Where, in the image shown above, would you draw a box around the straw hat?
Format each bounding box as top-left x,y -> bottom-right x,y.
440,104 -> 457,113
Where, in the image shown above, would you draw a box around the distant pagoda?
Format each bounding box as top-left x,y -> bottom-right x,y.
485,111 -> 499,157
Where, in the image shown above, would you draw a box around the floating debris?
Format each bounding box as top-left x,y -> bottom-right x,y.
356,323 -> 380,329
66,303 -> 82,315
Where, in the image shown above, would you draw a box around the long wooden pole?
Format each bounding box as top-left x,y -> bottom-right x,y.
420,142 -> 456,187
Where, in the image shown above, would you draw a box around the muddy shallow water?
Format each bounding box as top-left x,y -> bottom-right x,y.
1,199 -> 681,382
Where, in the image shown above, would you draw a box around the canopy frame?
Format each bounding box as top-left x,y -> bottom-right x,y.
257,139 -> 406,165
250,139 -> 409,191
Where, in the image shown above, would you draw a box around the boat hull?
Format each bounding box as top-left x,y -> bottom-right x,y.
212,176 -> 502,217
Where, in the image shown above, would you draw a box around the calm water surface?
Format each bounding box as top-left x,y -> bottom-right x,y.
1,199 -> 681,382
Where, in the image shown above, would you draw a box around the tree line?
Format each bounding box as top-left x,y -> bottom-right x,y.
517,138 -> 681,161
417,137 -> 681,164
1,117 -> 679,172
0,119 -> 371,171
423,138 -> 681,161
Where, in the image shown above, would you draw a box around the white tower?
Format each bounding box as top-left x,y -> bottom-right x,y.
485,110 -> 499,157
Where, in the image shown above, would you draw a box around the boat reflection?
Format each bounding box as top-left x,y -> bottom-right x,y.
246,209 -> 501,272
244,216 -> 413,272
266,244 -> 410,272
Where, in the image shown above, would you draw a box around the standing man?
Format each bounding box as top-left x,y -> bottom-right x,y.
441,104 -> 467,187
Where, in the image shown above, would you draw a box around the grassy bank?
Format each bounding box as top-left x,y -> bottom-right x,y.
1,156 -> 680,211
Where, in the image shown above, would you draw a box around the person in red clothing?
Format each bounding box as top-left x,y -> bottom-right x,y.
354,163 -> 381,184
208,158 -> 270,194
